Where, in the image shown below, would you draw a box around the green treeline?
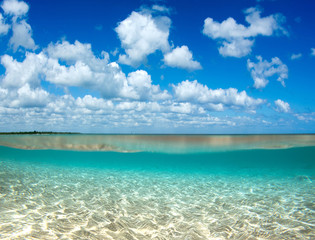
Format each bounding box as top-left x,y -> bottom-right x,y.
0,131 -> 79,135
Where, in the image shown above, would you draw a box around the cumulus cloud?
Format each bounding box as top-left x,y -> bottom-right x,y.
1,0 -> 36,51
115,6 -> 201,71
218,38 -> 254,58
171,102 -> 205,115
40,41 -> 128,98
247,56 -> 288,89
1,0 -> 29,16
163,45 -> 202,70
1,40 -> 170,102
202,7 -> 286,57
0,87 -> 8,101
0,3 -> 300,132
290,53 -> 302,60
115,10 -> 171,66
1,52 -> 46,89
0,4 -> 273,132
0,41 -> 268,132
173,80 -> 264,111
13,84 -> 50,108
124,70 -> 170,100
115,101 -> 162,113
0,13 -> 10,35
9,20 -> 36,51
46,40 -> 105,64
75,95 -> 114,111
0,95 -> 248,133
45,41 -> 170,100
274,99 -> 290,113
0,48 -> 269,133
0,81 -> 50,109
0,51 -> 49,108
311,48 -> 315,56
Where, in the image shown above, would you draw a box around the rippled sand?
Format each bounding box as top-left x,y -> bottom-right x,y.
1,134 -> 315,153
0,160 -> 314,239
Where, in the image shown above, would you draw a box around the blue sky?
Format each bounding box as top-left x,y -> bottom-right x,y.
0,0 -> 314,133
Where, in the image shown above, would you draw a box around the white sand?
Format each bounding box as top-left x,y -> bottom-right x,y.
0,160 -> 314,239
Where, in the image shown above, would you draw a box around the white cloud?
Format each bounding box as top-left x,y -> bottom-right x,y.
46,40 -> 107,65
115,11 -> 171,66
0,78 -> 273,132
0,3 -> 283,133
1,1 -> 292,133
202,7 -> 286,57
290,53 -> 302,60
1,55 -> 268,131
0,87 -> 8,100
1,0 -> 36,52
247,56 -> 288,89
45,41 -> 133,98
295,112 -> 315,122
9,20 -> 36,51
170,102 -> 197,114
0,96 -> 238,132
0,81 -> 50,108
0,13 -> 10,35
0,0 -> 37,52
151,5 -> 170,14
45,42 -> 170,100
115,101 -> 161,113
173,80 -> 264,111
1,52 -> 46,89
45,94 -> 75,114
311,48 -> 315,56
1,0 -> 29,16
218,38 -> 254,57
1,40 -> 170,102
13,84 -> 50,108
124,70 -> 170,100
206,103 -> 225,112
115,6 -> 201,71
1,91 -> 270,132
163,45 -> 202,70
274,99 -> 290,113
75,95 -> 113,111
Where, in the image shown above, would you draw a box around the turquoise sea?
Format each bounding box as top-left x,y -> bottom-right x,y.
0,134 -> 314,239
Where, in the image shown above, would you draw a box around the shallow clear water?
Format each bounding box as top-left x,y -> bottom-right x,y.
0,135 -> 314,239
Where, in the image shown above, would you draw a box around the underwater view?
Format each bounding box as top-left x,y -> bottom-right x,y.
1,0 -> 315,239
0,134 -> 314,239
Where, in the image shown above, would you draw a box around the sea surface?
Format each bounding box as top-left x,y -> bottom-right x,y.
0,134 -> 314,239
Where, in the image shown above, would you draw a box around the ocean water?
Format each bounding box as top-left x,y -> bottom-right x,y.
0,135 -> 314,239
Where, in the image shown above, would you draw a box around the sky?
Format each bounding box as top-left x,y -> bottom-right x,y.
0,0 -> 314,133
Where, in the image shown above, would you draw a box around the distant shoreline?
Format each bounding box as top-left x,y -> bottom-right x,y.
0,131 -> 80,135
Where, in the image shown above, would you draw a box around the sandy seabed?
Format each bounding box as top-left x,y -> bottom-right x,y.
0,160 -> 314,240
